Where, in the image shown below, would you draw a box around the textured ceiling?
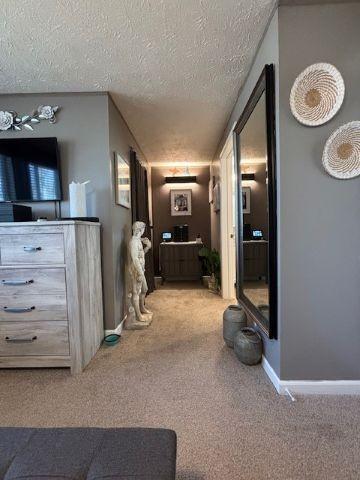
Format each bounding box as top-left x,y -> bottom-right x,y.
1,0 -> 276,164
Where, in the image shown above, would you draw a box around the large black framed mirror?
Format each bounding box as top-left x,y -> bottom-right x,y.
234,64 -> 277,339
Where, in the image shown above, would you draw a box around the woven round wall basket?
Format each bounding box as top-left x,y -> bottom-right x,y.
322,121 -> 360,179
290,63 -> 345,126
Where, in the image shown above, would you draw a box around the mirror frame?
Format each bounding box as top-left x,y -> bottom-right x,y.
233,64 -> 277,339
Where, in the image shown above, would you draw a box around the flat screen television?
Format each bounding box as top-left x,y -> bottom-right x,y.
0,137 -> 62,202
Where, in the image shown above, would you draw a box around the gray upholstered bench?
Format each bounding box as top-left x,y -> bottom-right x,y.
0,427 -> 177,479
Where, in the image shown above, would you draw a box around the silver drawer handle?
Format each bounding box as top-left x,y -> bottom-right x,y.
23,246 -> 42,252
5,336 -> 37,343
1,279 -> 34,286
3,306 -> 36,313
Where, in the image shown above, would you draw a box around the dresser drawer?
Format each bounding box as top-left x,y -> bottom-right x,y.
0,294 -> 67,322
0,268 -> 66,295
0,321 -> 69,356
0,234 -> 64,265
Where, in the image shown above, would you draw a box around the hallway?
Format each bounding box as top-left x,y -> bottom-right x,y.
0,285 -> 359,479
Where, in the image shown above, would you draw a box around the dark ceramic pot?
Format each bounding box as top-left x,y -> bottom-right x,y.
234,327 -> 262,365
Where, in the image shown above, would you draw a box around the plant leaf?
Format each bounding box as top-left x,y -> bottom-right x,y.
14,125 -> 22,131
24,124 -> 34,131
22,115 -> 30,122
38,114 -> 46,119
30,118 -> 40,123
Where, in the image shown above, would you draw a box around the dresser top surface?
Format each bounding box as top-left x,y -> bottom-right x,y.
243,240 -> 268,244
0,220 -> 100,227
160,241 -> 203,246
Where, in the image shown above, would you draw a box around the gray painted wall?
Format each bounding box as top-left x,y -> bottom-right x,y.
0,93 -> 110,221
0,92 -> 147,330
215,1 -> 360,381
215,11 -> 281,376
107,96 -> 148,330
278,2 -> 360,380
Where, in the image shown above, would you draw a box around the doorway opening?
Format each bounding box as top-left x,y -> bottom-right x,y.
219,131 -> 237,301
149,163 -> 215,295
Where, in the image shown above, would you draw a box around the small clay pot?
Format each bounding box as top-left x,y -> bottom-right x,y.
223,305 -> 247,348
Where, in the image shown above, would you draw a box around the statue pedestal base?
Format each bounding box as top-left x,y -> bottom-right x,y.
125,312 -> 153,330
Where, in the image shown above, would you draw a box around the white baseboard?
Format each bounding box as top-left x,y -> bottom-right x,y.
262,356 -> 360,395
104,317 -> 125,337
262,356 -> 281,393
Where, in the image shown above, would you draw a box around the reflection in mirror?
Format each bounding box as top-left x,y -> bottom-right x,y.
234,64 -> 277,338
240,92 -> 269,329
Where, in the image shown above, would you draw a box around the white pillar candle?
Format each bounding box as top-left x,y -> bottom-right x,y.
69,181 -> 90,217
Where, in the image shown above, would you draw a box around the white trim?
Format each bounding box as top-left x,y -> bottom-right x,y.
105,318 -> 125,337
262,356 -> 360,395
279,380 -> 360,395
219,122 -> 237,158
262,356 -> 281,393
220,129 -> 236,300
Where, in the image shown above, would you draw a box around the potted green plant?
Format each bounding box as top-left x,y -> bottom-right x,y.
198,246 -> 221,293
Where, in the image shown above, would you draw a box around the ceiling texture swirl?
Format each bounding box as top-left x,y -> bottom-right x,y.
1,0 -> 276,164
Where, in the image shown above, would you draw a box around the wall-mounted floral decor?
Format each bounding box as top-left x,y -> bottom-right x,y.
0,105 -> 60,132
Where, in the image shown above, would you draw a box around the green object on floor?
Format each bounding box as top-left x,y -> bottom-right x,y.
104,334 -> 121,346
198,246 -> 221,289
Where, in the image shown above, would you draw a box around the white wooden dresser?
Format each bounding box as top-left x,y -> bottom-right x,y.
0,221 -> 103,374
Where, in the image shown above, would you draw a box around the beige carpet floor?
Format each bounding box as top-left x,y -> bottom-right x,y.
1,282 -> 360,479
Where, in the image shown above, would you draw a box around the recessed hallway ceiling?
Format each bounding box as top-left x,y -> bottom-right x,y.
1,0 -> 276,164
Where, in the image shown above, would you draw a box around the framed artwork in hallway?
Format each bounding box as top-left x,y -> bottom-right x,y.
242,186 -> 251,214
114,152 -> 131,209
213,181 -> 220,212
170,189 -> 192,216
208,179 -> 213,203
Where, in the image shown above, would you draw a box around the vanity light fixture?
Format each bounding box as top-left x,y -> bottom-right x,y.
165,176 -> 197,183
241,173 -> 255,181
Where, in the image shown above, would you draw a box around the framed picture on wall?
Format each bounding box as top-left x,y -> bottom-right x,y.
209,179 -> 213,203
114,152 -> 131,209
213,181 -> 220,212
242,186 -> 251,214
170,189 -> 192,216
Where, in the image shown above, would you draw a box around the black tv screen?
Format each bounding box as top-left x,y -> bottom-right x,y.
0,137 -> 62,202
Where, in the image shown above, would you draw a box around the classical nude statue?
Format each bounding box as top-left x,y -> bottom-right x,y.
125,221 -> 153,329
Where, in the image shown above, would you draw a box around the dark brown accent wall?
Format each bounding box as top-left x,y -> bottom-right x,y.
151,166 -> 211,276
